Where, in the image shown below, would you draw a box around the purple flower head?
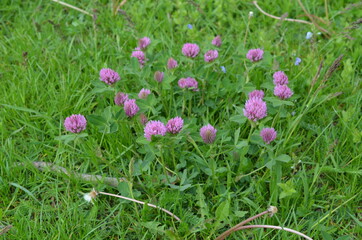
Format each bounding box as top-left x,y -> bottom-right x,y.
138,37 -> 151,50
182,43 -> 200,58
140,113 -> 148,126
99,68 -> 120,85
178,77 -> 198,91
154,71 -> 164,83
204,50 -> 219,62
273,71 -> 289,85
144,120 -> 167,141
274,85 -> 293,99
246,48 -> 264,62
295,57 -> 302,66
166,117 -> 184,134
114,92 -> 129,106
200,124 -> 217,144
248,90 -> 264,99
260,128 -> 277,144
187,24 -> 193,29
243,98 -> 267,121
131,50 -> 146,67
138,88 -> 151,99
123,99 -> 139,117
167,58 -> 178,69
221,66 -> 226,73
212,35 -> 222,47
64,114 -> 87,133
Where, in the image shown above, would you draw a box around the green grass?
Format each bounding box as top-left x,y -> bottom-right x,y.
0,0 -> 361,239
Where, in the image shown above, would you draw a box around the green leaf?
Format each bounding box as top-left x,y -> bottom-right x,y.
275,154 -> 291,163
55,133 -> 88,144
230,115 -> 247,124
264,97 -> 294,107
278,180 -> 297,199
215,200 -> 230,222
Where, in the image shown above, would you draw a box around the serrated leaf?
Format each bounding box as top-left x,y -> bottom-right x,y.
278,180 -> 297,199
196,185 -> 209,219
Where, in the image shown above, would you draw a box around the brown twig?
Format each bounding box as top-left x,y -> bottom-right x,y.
215,207 -> 277,240
296,0 -> 332,37
0,225 -> 13,236
17,161 -> 126,187
252,1 -> 312,25
114,0 -> 127,15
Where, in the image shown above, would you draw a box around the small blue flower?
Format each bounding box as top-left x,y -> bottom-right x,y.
295,57 -> 302,66
187,24 -> 193,29
306,32 -> 313,40
221,66 -> 226,73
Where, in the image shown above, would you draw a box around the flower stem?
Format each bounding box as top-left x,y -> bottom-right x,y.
234,225 -> 313,240
98,191 -> 181,222
215,210 -> 270,240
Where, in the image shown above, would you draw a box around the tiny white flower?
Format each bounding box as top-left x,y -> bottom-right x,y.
306,31 -> 313,39
268,206 -> 278,217
83,189 -> 98,203
84,193 -> 93,202
249,11 -> 254,17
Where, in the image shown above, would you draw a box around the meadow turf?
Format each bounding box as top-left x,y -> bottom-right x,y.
0,0 -> 361,239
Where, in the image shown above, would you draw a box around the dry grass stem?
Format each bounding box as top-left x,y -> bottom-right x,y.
252,1 -> 312,25
234,225 -> 313,240
50,0 -> 92,16
98,191 -> 181,222
18,161 -> 126,187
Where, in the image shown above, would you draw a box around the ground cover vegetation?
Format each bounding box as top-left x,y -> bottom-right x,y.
0,0 -> 361,239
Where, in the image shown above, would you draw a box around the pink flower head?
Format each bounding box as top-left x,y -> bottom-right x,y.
154,71 -> 164,83
273,71 -> 289,85
144,120 -> 167,141
99,68 -> 120,85
123,99 -> 139,117
204,50 -> 219,62
114,92 -> 129,106
243,98 -> 267,121
138,88 -> 151,99
178,77 -> 198,91
248,90 -> 264,99
166,117 -> 184,134
200,124 -> 217,144
274,85 -> 293,99
211,35 -> 222,47
140,113 -> 148,125
138,37 -> 151,50
167,58 -> 178,69
246,48 -> 264,62
131,50 -> 146,66
64,114 -> 87,133
260,128 -> 277,144
182,43 -> 200,58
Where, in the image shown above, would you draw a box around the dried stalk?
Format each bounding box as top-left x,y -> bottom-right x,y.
0,225 -> 12,236
50,0 -> 92,17
235,225 -> 313,240
98,191 -> 181,222
215,207 -> 275,240
296,0 -> 332,37
18,161 -> 126,187
252,1 -> 312,25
